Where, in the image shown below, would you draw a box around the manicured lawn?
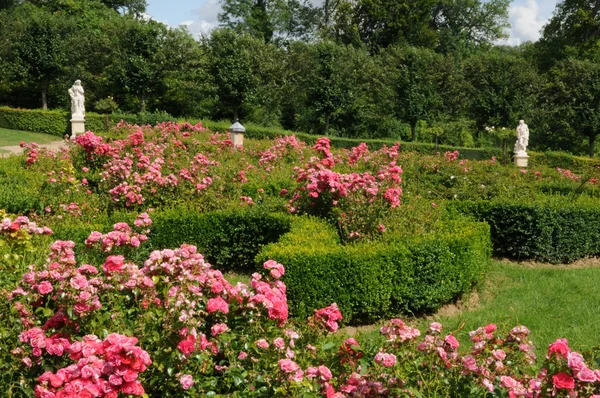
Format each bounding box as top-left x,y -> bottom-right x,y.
0,128 -> 59,146
432,260 -> 600,355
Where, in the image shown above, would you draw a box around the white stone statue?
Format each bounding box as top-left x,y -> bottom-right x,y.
69,80 -> 85,118
514,119 -> 529,154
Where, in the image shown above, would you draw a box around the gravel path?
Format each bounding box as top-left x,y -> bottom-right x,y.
0,140 -> 68,158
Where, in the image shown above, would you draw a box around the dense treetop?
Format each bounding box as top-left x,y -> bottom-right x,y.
1,0 -> 600,156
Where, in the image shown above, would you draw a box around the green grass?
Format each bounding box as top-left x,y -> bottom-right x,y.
431,260 -> 600,356
0,128 -> 59,146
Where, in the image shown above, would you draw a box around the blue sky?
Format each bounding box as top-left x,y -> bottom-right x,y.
146,0 -> 560,44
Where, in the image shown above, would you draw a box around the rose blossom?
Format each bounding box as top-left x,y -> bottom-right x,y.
553,372 -> 575,389
180,374 -> 194,390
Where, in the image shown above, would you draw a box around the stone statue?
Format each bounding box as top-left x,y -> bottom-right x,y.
69,80 -> 85,118
514,120 -> 529,154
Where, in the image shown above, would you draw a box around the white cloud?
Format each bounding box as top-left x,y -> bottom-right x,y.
181,0 -> 222,38
499,0 -> 557,46
179,20 -> 194,27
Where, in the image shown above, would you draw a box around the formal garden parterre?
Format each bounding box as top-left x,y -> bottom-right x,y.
3,122 -> 600,397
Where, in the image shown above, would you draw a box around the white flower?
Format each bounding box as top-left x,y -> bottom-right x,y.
450,176 -> 455,180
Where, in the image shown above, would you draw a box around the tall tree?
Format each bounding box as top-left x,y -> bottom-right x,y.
381,46 -> 444,141
218,0 -> 317,43
542,58 -> 600,157
352,0 -> 438,51
105,17 -> 169,113
537,0 -> 600,68
463,48 -> 540,134
431,0 -> 510,55
0,3 -> 75,109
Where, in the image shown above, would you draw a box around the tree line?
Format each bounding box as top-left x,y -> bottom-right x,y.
1,0 -> 600,156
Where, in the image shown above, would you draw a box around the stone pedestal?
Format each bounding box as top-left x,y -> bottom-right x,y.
514,152 -> 529,167
231,132 -> 244,148
71,116 -> 85,138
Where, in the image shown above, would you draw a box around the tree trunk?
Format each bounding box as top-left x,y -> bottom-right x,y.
324,112 -> 330,135
233,107 -> 239,122
324,0 -> 330,27
41,86 -> 48,111
104,114 -> 110,132
410,122 -> 416,141
140,94 -> 146,113
589,134 -> 596,158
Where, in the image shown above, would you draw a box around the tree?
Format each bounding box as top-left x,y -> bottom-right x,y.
101,0 -> 146,14
542,58 -> 600,157
218,0 -> 318,43
105,17 -> 169,113
352,0 -> 438,51
537,0 -> 600,67
431,0 -> 510,55
463,49 -> 540,135
380,46 -> 444,141
0,4 -> 75,109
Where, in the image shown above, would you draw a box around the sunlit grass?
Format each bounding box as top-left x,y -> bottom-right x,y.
0,128 -> 59,146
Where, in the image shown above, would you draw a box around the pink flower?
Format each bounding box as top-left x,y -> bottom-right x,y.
374,352 -> 397,367
429,322 -> 442,333
103,255 -> 125,274
552,372 -> 575,389
180,374 -> 194,390
37,281 -> 53,295
278,359 -> 300,373
273,337 -> 286,349
577,367 -> 596,383
492,349 -> 506,361
264,260 -> 285,279
445,335 -> 459,350
255,339 -> 269,349
318,365 -> 332,381
500,376 -> 518,389
548,338 -> 570,359
211,323 -> 229,336
207,297 -> 229,314
237,351 -> 248,360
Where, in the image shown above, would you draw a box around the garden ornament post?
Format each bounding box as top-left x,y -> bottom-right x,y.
230,119 -> 246,149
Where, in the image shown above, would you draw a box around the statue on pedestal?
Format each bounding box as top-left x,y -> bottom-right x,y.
68,80 -> 85,119
514,120 -> 529,155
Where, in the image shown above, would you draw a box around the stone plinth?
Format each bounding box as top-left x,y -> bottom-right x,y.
231,132 -> 244,148
514,152 -> 529,167
71,116 -> 85,138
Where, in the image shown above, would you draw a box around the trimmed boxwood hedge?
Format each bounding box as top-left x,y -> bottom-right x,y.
449,196 -> 600,263
0,106 -> 106,137
257,216 -> 491,324
148,206 -> 292,272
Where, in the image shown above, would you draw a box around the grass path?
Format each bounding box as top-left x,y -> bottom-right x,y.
432,260 -> 600,355
0,127 -> 59,146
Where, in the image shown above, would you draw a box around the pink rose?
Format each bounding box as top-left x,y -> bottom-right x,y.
577,367 -> 596,383
444,335 -> 459,350
552,372 -> 575,389
273,337 -> 285,350
180,374 -> 194,390
237,351 -> 248,360
255,339 -> 269,349
207,297 -> 229,314
548,338 -> 570,359
37,281 -> 53,295
278,359 -> 300,373
211,323 -> 229,336
374,352 -> 396,368
103,255 -> 125,274
492,349 -> 506,361
429,322 -> 442,333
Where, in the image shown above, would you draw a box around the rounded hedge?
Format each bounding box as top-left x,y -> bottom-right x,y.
257,216 -> 491,324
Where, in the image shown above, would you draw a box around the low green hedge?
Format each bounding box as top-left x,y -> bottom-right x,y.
449,196 -> 600,263
149,206 -> 292,272
257,216 -> 491,324
0,106 -> 106,137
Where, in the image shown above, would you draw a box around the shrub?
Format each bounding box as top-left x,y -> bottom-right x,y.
449,196 -> 600,263
257,216 -> 491,323
150,206 -> 292,272
0,106 -> 106,137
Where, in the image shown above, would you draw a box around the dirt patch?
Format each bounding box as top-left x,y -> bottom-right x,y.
342,324 -> 379,337
431,290 -> 480,319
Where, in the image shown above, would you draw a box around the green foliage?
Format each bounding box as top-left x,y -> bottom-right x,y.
450,196 -> 600,263
150,206 -> 292,272
258,216 -> 491,323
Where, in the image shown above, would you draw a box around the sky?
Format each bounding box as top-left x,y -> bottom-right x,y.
146,0 -> 561,45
